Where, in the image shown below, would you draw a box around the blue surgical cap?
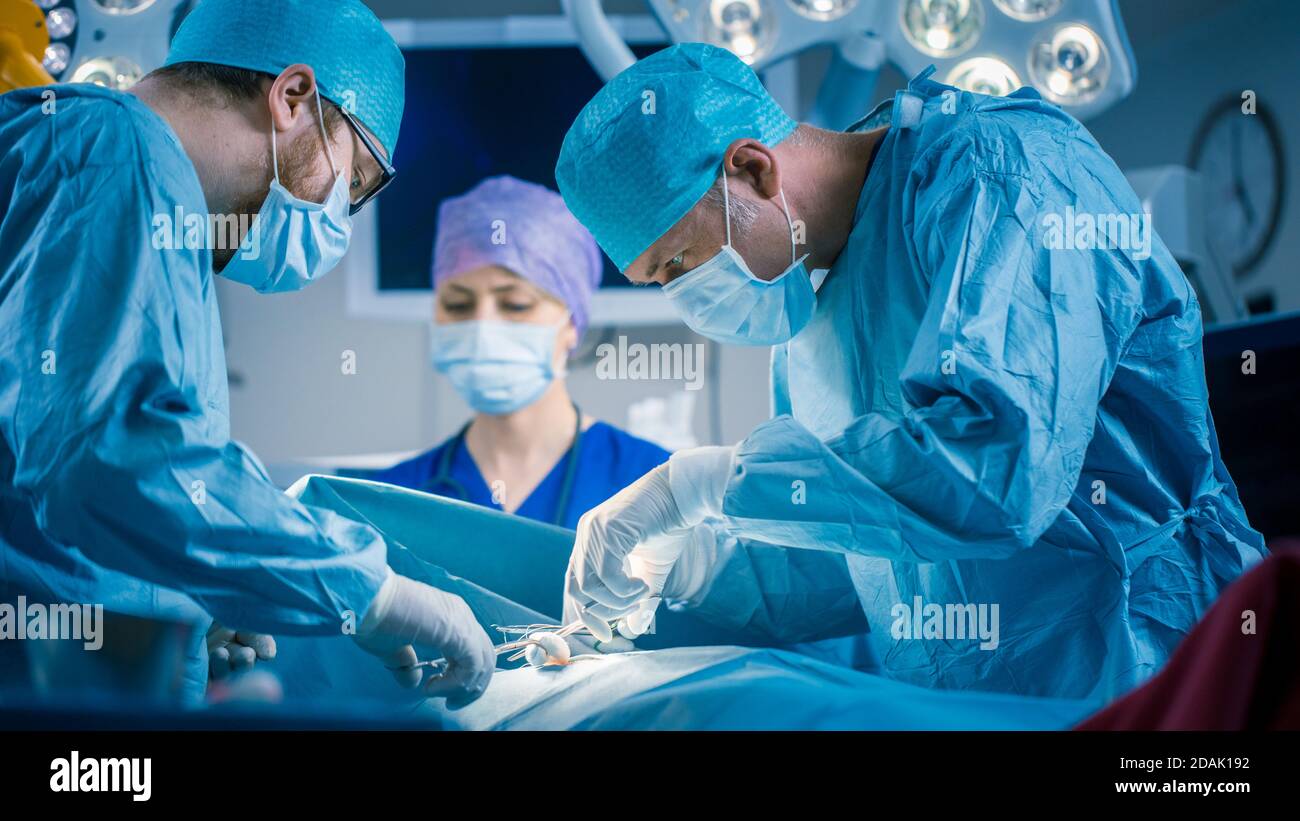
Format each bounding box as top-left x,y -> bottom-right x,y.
556,43 -> 797,272
165,0 -> 405,159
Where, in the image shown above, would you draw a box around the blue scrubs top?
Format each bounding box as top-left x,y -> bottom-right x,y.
370,421 -> 670,530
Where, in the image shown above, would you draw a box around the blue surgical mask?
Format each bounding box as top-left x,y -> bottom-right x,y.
430,318 -> 566,415
219,91 -> 353,294
661,170 -> 816,346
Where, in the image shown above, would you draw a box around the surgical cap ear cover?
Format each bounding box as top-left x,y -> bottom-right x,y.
556,43 -> 798,272
164,0 -> 405,159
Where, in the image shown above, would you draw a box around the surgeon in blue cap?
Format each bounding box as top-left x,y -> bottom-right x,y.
555,43 -> 1266,700
0,0 -> 494,704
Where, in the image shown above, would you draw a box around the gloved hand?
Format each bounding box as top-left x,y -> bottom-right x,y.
206,622 -> 276,681
565,447 -> 733,624
564,524 -> 724,647
354,572 -> 495,708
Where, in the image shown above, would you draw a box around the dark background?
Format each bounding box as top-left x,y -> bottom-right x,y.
376,45 -> 661,291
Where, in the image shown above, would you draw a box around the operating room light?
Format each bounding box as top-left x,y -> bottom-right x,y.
991,0 -> 1061,22
1027,23 -> 1109,105
901,0 -> 983,59
70,55 -> 142,90
787,0 -> 856,22
946,56 -> 1021,96
584,0 -> 1136,120
45,6 -> 75,38
42,41 -> 70,74
91,0 -> 159,12
706,0 -> 771,64
31,0 -> 193,87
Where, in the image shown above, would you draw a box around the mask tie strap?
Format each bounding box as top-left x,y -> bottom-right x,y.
270,111 -> 281,186
720,165 -> 733,248
778,188 -> 796,265
314,90 -> 341,178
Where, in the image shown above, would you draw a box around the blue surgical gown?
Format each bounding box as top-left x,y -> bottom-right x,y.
703,69 -> 1266,701
369,421 -> 670,529
0,86 -> 389,698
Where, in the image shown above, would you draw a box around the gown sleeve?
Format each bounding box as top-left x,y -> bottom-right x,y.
681,528 -> 870,644
718,138 -> 1144,562
6,107 -> 389,634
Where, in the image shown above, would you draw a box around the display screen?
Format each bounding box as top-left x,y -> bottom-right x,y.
375,45 -> 663,291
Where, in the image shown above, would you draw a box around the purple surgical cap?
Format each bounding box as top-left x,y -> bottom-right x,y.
433,175 -> 604,340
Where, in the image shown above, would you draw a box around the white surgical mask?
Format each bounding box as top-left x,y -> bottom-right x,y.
430,318 -> 567,415
661,169 -> 816,346
219,91 -> 353,293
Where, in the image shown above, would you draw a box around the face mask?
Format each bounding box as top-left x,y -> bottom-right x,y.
430,318 -> 566,415
661,169 -> 816,346
219,91 -> 353,294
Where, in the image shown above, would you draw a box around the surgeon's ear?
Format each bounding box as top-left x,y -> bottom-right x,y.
723,138 -> 782,201
267,63 -> 320,134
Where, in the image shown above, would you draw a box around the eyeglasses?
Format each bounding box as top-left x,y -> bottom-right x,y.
338,106 -> 396,216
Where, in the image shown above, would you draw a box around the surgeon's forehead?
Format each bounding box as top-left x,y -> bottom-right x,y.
625,203 -> 706,282
440,266 -> 540,294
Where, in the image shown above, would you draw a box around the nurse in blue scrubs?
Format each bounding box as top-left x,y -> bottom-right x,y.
371,176 -> 669,529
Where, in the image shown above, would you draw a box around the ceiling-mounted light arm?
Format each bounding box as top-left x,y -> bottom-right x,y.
560,0 -> 637,82
808,34 -> 883,130
836,31 -> 886,71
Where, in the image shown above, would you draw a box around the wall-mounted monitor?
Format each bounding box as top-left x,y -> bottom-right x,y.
345,15 -> 674,325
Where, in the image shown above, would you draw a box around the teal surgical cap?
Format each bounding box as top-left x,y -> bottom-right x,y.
165,0 -> 405,159
556,43 -> 797,272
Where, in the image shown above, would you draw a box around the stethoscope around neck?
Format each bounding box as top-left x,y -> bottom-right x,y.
422,403 -> 584,528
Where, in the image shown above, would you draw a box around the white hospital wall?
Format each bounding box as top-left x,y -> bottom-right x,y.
218,266 -> 772,465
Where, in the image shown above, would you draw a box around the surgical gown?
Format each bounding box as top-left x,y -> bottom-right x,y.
0,86 -> 389,699
702,70 -> 1265,701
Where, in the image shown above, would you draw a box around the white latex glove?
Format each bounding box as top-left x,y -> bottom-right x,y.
573,525 -> 724,647
354,572 -> 495,708
206,622 -> 276,681
565,447 -> 732,624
